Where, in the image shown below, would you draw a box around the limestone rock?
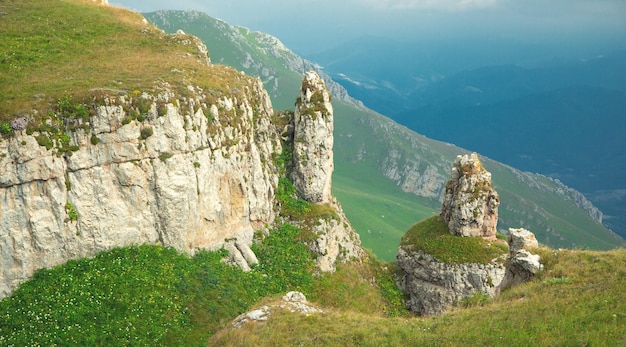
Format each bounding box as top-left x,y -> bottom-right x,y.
305,198 -> 367,272
440,153 -> 499,240
0,77 -> 281,299
508,227 -> 539,253
397,248 -> 506,316
232,291 -> 321,328
291,71 -> 334,204
501,228 -> 543,288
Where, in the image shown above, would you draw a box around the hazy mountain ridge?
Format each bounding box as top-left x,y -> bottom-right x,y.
145,10 -> 365,112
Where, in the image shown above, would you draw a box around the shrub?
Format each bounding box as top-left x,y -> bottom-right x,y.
140,126 -> 153,140
10,117 -> 28,131
90,134 -> 99,145
0,122 -> 14,138
159,152 -> 173,162
65,202 -> 78,221
57,96 -> 88,121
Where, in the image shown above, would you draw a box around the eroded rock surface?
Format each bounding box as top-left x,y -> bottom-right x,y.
501,228 -> 543,288
397,248 -> 506,316
440,153 -> 499,240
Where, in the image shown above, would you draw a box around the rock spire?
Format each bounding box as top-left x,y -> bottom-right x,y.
291,71 -> 334,204
440,153 -> 499,240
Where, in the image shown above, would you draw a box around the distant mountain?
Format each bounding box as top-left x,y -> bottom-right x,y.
309,37 -> 626,238
144,10 -> 624,260
306,37 -> 620,115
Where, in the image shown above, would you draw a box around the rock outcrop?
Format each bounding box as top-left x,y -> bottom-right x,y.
398,154 -> 543,316
231,291 -> 322,328
0,75 -> 281,299
291,71 -> 334,204
287,71 -> 365,271
397,248 -> 506,316
440,153 -> 499,240
501,228 -> 543,288
305,199 -> 366,272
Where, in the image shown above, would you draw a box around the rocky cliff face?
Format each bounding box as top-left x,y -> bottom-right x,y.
0,68 -> 366,298
0,75 -> 282,299
440,153 -> 499,240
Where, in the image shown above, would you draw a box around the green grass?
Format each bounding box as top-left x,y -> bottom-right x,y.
208,248 -> 626,346
400,216 -> 509,264
0,0 -> 246,123
0,227 -> 406,346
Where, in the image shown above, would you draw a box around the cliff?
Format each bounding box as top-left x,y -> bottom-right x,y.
0,61 -> 364,299
0,75 -> 282,298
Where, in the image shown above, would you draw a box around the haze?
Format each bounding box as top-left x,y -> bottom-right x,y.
110,0 -> 626,56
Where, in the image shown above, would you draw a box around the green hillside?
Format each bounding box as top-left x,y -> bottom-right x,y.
2,233 -> 624,346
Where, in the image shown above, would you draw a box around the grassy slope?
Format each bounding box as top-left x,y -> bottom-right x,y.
3,231 -> 624,346
142,10 -> 301,110
212,247 -> 626,346
0,0 -> 241,121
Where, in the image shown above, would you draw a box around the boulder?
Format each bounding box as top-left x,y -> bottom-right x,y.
501,228 -> 543,288
508,227 -> 539,253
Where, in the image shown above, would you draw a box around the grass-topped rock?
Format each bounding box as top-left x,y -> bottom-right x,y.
400,216 -> 508,265
397,152 -> 546,316
397,215 -> 508,316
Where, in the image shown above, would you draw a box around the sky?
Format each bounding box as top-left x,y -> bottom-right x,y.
111,0 -> 626,55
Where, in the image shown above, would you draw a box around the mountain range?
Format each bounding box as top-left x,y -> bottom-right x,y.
143,10 -> 624,260
308,38 -> 626,239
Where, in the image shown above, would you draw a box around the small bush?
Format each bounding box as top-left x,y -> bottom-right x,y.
159,152 -> 173,162
90,135 -> 99,145
0,122 -> 14,138
140,126 -> 153,140
57,96 -> 88,121
65,202 -> 78,221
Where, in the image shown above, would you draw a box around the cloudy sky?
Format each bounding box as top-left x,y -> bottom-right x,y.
111,0 -> 626,55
